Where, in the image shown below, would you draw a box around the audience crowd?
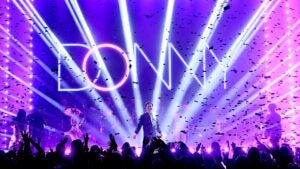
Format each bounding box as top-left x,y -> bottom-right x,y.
0,131 -> 300,169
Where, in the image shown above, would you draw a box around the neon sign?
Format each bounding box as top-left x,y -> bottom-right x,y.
82,43 -> 130,92
58,42 -> 227,92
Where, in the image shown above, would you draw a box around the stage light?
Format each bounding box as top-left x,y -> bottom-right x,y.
152,0 -> 175,115
171,148 -> 176,153
65,147 -> 71,156
242,147 -> 247,153
286,10 -> 290,15
268,143 -> 273,148
0,108 -> 15,116
206,147 -> 212,154
189,148 -> 195,154
82,43 -> 130,92
135,147 -> 142,157
118,0 -> 143,118
224,147 -> 229,153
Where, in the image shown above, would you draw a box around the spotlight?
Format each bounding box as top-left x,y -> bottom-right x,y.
135,147 -> 142,157
189,148 -> 195,154
224,147 -> 229,153
242,147 -> 247,153
268,143 -> 273,148
64,148 -> 71,156
206,147 -> 212,154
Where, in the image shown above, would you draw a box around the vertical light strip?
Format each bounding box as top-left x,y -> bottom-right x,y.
28,2 -> 34,111
0,0 -> 10,150
285,0 -> 296,145
118,0 -> 143,120
7,0 -> 33,114
151,0 -> 175,115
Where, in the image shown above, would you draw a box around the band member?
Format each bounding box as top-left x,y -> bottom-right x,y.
9,109 -> 27,148
133,102 -> 162,139
264,103 -> 282,149
64,107 -> 84,141
27,108 -> 46,145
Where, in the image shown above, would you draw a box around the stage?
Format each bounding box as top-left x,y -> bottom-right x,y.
0,0 -> 299,151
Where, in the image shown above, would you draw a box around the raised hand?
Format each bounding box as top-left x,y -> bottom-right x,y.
231,142 -> 236,150
84,133 -> 89,144
84,133 -> 89,152
195,143 -> 202,153
109,134 -> 117,151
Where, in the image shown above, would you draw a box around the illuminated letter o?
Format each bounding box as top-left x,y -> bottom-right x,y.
82,43 -> 130,91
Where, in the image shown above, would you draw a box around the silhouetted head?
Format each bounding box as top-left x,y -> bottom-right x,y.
70,139 -> 84,158
268,103 -> 277,112
247,147 -> 260,163
211,142 -> 221,152
90,145 -> 101,154
278,146 -> 294,167
235,155 -> 250,169
122,142 -> 131,150
16,109 -> 26,120
211,141 -> 222,162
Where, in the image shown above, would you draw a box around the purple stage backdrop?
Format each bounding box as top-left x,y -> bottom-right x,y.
0,0 -> 299,151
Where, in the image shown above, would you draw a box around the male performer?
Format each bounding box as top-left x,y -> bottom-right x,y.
264,103 -> 282,149
133,102 -> 162,139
